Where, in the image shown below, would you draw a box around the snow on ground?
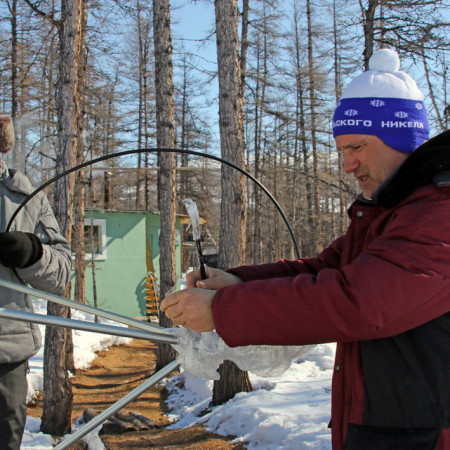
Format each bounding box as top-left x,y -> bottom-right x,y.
163,342 -> 335,450
21,298 -> 335,449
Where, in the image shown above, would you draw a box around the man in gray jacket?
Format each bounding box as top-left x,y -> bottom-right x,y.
0,115 -> 72,450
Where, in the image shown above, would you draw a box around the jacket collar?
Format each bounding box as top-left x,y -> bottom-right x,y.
0,158 -> 34,195
373,131 -> 450,209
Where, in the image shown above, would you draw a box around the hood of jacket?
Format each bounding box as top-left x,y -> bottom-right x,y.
0,158 -> 34,196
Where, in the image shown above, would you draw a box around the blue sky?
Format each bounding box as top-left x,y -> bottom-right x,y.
172,0 -> 217,65
171,1 -> 220,147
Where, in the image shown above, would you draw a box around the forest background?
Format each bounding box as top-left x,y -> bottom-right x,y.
2,0 -> 449,264
0,0 -> 449,440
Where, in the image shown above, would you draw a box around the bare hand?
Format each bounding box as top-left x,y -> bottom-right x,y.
186,267 -> 242,290
160,288 -> 216,332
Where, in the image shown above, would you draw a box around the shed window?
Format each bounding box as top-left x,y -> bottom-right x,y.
72,219 -> 107,261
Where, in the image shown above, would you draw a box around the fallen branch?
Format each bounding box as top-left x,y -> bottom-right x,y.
82,408 -> 159,433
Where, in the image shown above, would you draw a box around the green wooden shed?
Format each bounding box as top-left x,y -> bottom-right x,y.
72,210 -> 181,318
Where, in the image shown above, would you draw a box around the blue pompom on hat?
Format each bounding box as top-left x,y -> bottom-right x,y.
332,49 -> 429,153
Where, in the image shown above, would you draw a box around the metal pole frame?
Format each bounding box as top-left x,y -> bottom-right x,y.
0,279 -> 169,334
0,279 -> 181,446
0,308 -> 178,344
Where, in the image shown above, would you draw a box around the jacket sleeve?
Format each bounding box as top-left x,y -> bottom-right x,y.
212,194 -> 450,348
16,192 -> 72,295
227,234 -> 345,281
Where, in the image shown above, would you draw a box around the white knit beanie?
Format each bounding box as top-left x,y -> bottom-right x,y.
332,49 -> 429,153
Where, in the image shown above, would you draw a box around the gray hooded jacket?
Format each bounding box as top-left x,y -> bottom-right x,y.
0,160 -> 72,364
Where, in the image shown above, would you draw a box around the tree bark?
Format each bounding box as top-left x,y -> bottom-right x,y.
153,0 -> 177,370
41,0 -> 82,436
213,0 -> 251,406
73,0 -> 88,306
332,0 -> 349,236
306,0 -> 323,255
136,2 -> 152,210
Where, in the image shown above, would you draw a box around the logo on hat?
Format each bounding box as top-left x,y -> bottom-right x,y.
395,111 -> 409,119
370,99 -> 385,107
344,109 -> 358,117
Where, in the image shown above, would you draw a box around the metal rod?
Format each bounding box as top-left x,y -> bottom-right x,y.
0,278 -> 169,335
0,308 -> 178,344
54,359 -> 181,449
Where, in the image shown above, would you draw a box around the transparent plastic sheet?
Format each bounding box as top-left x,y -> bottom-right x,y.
169,327 -> 315,380
182,198 -> 201,240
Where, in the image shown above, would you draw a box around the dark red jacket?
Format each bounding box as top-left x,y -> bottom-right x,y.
212,131 -> 450,449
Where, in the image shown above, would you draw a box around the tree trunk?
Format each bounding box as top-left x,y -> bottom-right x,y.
332,0 -> 348,236
211,358 -> 252,407
73,0 -> 88,306
153,0 -> 177,370
421,45 -> 446,131
360,0 -> 379,69
73,169 -> 86,304
306,0 -> 323,254
292,4 -> 305,257
10,0 -> 18,169
254,22 -> 268,263
252,47 -> 263,263
136,2 -> 152,210
213,0 -> 251,406
41,0 -> 82,436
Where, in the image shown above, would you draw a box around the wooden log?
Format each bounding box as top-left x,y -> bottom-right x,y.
109,414 -> 136,431
129,410 -> 159,428
115,410 -> 149,430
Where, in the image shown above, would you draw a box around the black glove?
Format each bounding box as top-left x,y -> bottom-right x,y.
0,231 -> 43,268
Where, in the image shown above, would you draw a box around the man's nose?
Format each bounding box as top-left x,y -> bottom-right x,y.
343,154 -> 359,174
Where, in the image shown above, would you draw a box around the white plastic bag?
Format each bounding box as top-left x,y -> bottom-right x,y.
170,327 -> 315,380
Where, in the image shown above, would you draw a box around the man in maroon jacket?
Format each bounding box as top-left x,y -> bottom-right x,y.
161,48 -> 450,449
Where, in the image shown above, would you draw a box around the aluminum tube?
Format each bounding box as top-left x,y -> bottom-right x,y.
0,278 -> 169,334
54,359 -> 181,449
0,308 -> 178,344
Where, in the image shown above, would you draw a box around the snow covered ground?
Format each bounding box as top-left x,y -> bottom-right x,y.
164,343 -> 335,450
21,298 -> 335,449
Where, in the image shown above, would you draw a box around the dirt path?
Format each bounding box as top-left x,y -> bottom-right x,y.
27,339 -> 244,449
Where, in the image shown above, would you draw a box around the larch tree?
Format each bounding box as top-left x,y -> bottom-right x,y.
212,0 -> 252,407
287,1 -> 315,258
133,0 -> 154,210
305,0 -> 323,254
247,5 -> 270,264
359,0 -> 379,69
331,0 -> 355,236
73,0 -> 88,306
21,0 -> 84,435
153,0 -> 178,370
8,0 -> 18,143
